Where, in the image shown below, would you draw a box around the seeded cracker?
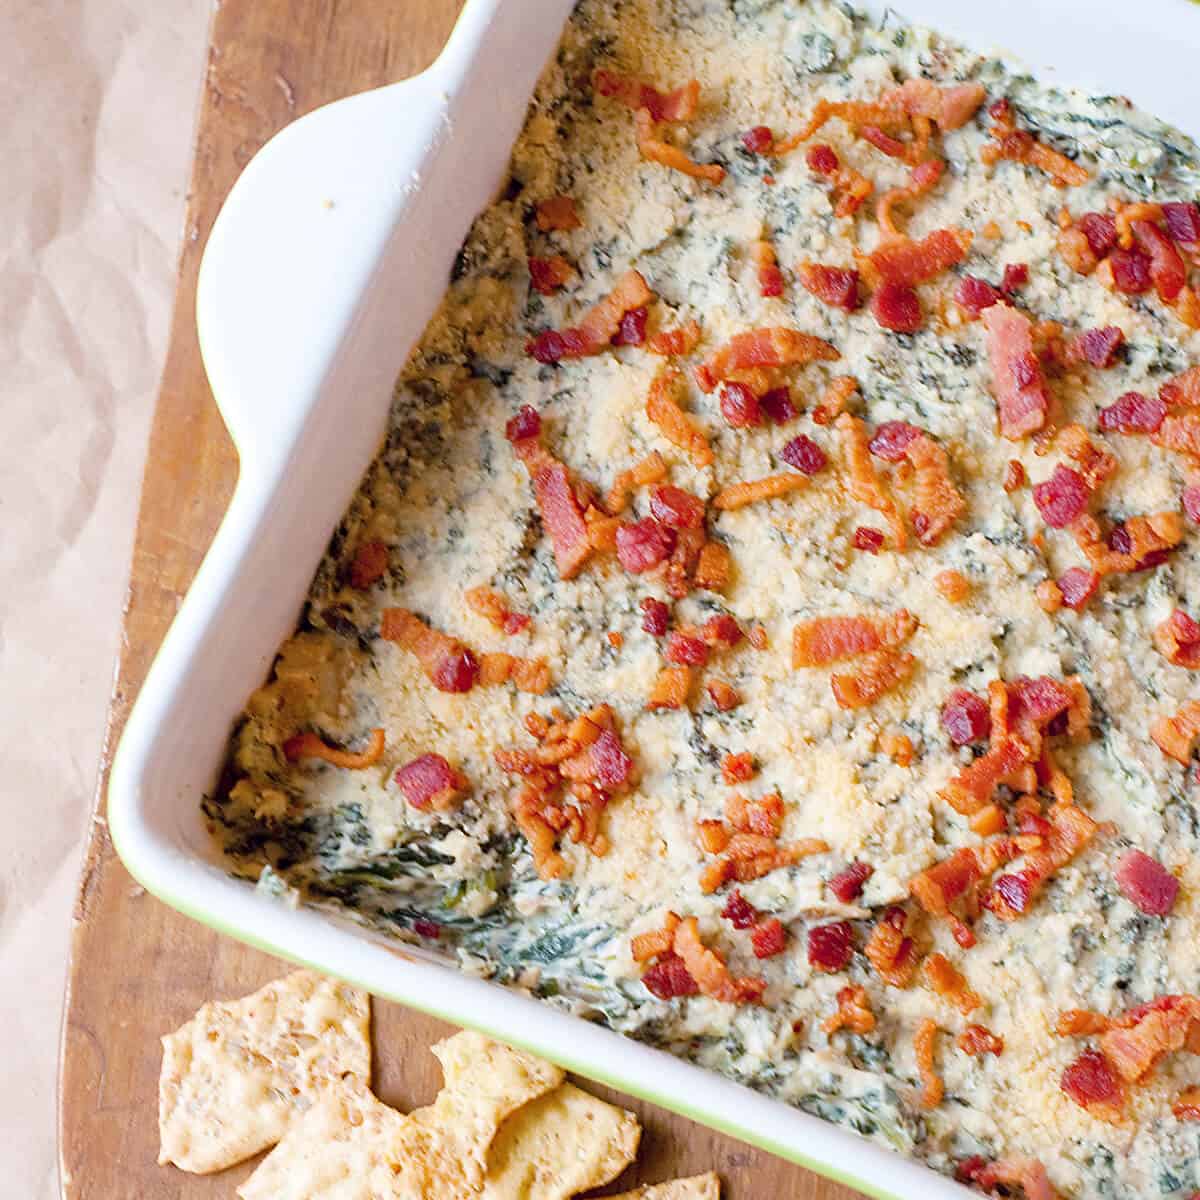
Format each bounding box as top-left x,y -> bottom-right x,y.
482,1082 -> 641,1200
158,969 -> 370,1173
608,1176 -> 722,1200
410,1030 -> 565,1186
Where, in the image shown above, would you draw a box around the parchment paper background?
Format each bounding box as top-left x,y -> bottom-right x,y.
1,2 -> 209,1193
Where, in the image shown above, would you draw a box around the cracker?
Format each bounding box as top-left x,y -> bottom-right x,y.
482,1082 -> 641,1199
608,1173 -> 722,1200
237,1080 -> 438,1200
411,1031 -> 564,1186
158,969 -> 370,1173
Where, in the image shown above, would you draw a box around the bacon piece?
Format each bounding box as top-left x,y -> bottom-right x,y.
870,282 -> 921,332
719,381 -> 762,428
697,820 -> 731,856
1132,219 -> 1187,301
712,473 -> 808,511
792,610 -> 917,667
813,375 -> 859,426
867,421 -> 922,462
720,753 -> 755,785
613,305 -> 648,347
959,1025 -> 1004,1057
645,365 -> 713,467
865,905 -> 918,988
862,227 -> 971,288
465,586 -> 530,635
1154,608 -> 1200,670
647,319 -> 702,358
923,952 -> 982,1015
695,327 -> 839,393
616,517 -> 675,574
380,609 -> 480,693
505,405 -> 542,443
913,1019 -> 943,1109
1164,201 -> 1200,245
1056,567 -> 1098,612
720,890 -> 758,929
647,664 -> 692,711
726,791 -> 785,838
831,648 -> 916,710
982,302 -> 1050,440
808,921 -> 854,972
942,689 -> 991,745
829,861 -> 873,903
955,275 -> 1003,317
1100,995 -> 1200,1084
823,985 -> 876,1035
1114,848 -> 1179,915
982,102 -> 1089,187
769,436 -> 824,480
798,262 -> 860,311
940,736 -> 1034,816
1066,325 -> 1125,368
885,78 -> 987,131
517,450 -> 593,579
1073,510 -> 1183,575
752,239 -> 785,298
836,414 -> 907,547
512,790 -> 566,880
1174,1088 -> 1200,1121
528,255 -> 575,296
1099,391 -> 1165,435
535,194 -> 581,232
634,108 -> 726,184
1163,366 -> 1200,411
976,1159 -> 1060,1200
592,69 -> 699,123
706,680 -> 741,712
741,124 -> 774,155
986,803 -> 1098,920
632,912 -> 682,963
750,917 -> 787,959
673,916 -> 764,1004
693,541 -> 731,592
395,753 -> 465,811
560,728 -> 634,793
603,452 -> 668,515
642,953 -> 700,1000
911,847 -> 983,917
853,526 -> 885,553
348,540 -> 388,589
875,157 -> 945,239
1032,465 -> 1090,528
526,269 -> 654,363
905,432 -> 965,545
759,386 -> 797,424
665,631 -> 709,667
283,728 -> 385,770
479,653 -> 551,694
1154,410 -> 1200,460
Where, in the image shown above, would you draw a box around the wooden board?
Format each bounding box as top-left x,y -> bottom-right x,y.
56,4 -> 864,1197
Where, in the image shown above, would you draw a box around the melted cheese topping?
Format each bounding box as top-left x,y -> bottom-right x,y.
211,2 -> 1200,1193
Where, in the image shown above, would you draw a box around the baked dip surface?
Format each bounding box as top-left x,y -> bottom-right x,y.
208,2 -> 1200,1194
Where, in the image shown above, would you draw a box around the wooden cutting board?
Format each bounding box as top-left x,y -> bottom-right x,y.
56,4 -> 864,1197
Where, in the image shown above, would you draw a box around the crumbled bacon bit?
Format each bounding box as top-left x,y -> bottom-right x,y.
1067,325 -> 1125,368
923,952 -> 982,1015
1032,465 -> 1090,528
958,1025 -> 1004,1057
380,609 -> 481,693
647,319 -> 702,357
806,143 -> 839,175
721,752 -> 756,784
941,689 -> 992,746
934,569 -> 970,603
1184,484 -> 1200,524
823,985 -> 876,1035
954,274 -> 1003,317
673,915 -> 765,1004
1003,459 -> 1026,492
284,728 -> 385,770
752,386 -> 793,425
695,326 -> 839,393
1073,510 -> 1183,575
632,911 -> 683,963
982,302 -> 1050,440
395,753 -> 465,811
1002,262 -> 1029,292
748,624 -> 768,650
721,890 -> 759,929
940,736 -> 1034,816
634,108 -> 727,185
604,452 -> 668,515
863,227 -> 971,288
741,125 -> 774,155
712,473 -> 808,511
831,648 -> 916,710
1098,994 -> 1200,1087
807,921 -> 854,973
1154,608 -> 1200,668
976,1159 -> 1059,1200
666,631 -> 710,667
982,101 -> 1089,186
850,526 -> 883,554
642,953 -> 700,1000
1056,567 -> 1099,611
694,541 -> 731,592
870,281 -> 922,332
348,540 -> 388,589
813,375 -> 859,426
798,262 -> 861,311
479,652 -> 551,694
864,905 -> 918,988
829,861 -> 873,903
836,414 -> 907,547
780,434 -> 828,475
511,435 -> 594,578
868,420 -> 922,463
905,432 -> 966,546
702,615 -> 743,648
505,404 -> 542,443
526,269 -> 654,363
1108,246 -> 1153,294
647,664 -> 692,710
616,517 -> 676,574
875,157 -> 945,239
1164,201 -> 1200,244
1080,211 -> 1119,257
1114,848 -> 1179,915
1173,1088 -> 1200,1121
613,305 -> 649,346
1099,391 -> 1166,435
592,69 -> 699,122
792,610 -> 918,667
1061,1048 -> 1125,1119
752,239 -> 785,298
535,194 -> 581,232
750,917 -> 787,959
719,380 -> 762,428
639,597 -> 670,637
914,1019 -> 944,1109
706,680 -> 742,711
1131,219 -> 1187,301
696,819 -> 730,855
646,365 -> 713,467
528,254 -> 575,295
466,585 -> 530,634
985,803 -> 1098,920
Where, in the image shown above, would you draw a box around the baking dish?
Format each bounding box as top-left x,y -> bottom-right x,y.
108,1 -> 1200,1196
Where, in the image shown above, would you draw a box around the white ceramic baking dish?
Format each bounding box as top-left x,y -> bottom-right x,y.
109,1 -> 1200,1195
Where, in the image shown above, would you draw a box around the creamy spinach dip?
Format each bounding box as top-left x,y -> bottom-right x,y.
207,2 -> 1200,1194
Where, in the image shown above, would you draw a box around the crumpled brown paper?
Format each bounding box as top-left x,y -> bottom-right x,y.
0,2 -> 208,1194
